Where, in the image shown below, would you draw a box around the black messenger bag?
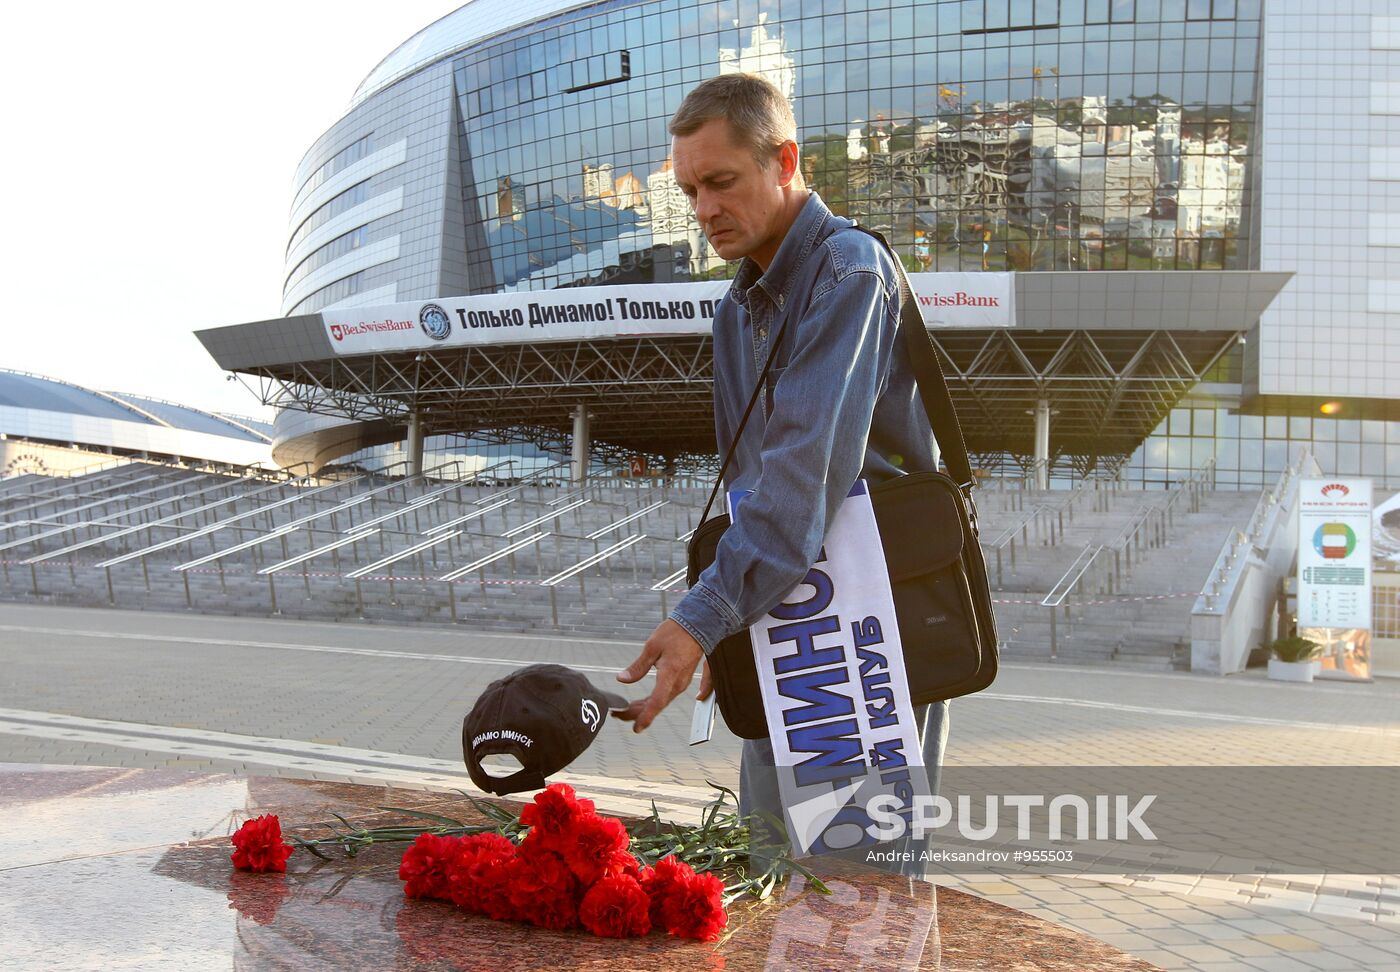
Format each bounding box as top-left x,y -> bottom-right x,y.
686,227 -> 999,740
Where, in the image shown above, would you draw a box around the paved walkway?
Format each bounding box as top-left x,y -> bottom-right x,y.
1,602 -> 1397,971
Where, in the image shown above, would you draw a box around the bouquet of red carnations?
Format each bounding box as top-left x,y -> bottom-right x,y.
397,783 -> 726,940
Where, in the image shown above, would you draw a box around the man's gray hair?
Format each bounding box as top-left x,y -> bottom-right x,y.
668,73 -> 797,167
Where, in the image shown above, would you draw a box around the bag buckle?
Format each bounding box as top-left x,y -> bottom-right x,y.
960,481 -> 981,537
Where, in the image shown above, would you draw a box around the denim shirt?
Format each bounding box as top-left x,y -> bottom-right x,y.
669,193 -> 938,654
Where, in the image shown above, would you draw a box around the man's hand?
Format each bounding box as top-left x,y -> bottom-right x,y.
615,619 -> 711,733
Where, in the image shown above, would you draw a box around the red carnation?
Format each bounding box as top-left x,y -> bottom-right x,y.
562,813 -> 630,885
606,849 -> 644,881
520,783 -> 595,853
579,874 -> 652,938
649,854 -> 695,885
662,871 -> 728,942
642,855 -> 695,924
446,833 -> 516,913
398,833 -> 462,900
507,851 -> 580,930
230,814 -> 295,873
473,863 -> 520,922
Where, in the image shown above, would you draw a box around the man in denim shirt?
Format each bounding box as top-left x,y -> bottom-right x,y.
617,73 -> 949,826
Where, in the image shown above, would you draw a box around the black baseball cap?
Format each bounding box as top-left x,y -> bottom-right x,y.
462,664 -> 629,796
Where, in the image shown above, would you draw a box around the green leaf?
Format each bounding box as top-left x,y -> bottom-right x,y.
375,806 -> 468,828
289,836 -> 332,860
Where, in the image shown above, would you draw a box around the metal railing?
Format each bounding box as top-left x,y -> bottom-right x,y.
425,496 -> 516,534
1091,458 -> 1217,596
585,500 -> 669,540
1196,454 -> 1306,613
505,498 -> 590,538
1040,544 -> 1106,658
981,506 -> 1051,587
1029,458 -> 1218,658
0,472 -> 264,549
346,531 -> 462,580
540,534 -> 647,626
19,475 -> 303,566
8,465 -> 845,630
249,528 -> 380,613
86,475 -> 348,569
650,566 -> 689,618
256,529 -> 379,577
440,532 -> 548,584
438,531 -> 552,621
166,476 -> 428,572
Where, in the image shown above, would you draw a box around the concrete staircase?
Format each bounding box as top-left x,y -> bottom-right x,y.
991,489 -> 1263,669
0,462 -> 1264,670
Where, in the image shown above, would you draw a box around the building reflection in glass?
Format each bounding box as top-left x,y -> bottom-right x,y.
450,0 -> 1259,291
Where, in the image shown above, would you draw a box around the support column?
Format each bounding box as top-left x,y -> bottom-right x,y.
1033,398 -> 1051,490
571,405 -> 590,486
407,410 -> 425,477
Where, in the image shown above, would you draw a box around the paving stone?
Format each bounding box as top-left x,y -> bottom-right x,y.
1141,927 -> 1207,946
1218,938 -> 1290,958
1174,921 -> 1254,943
1252,934 -> 1325,952
1237,958 -> 1334,972
962,881 -> 1024,896
3,600 -> 1399,972
1332,942 -> 1400,964
1164,943 -> 1243,964
1115,948 -> 1189,970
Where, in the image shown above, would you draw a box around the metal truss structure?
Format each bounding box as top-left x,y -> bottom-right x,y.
242,327 -> 1239,471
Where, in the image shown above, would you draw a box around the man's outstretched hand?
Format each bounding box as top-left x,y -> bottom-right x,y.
615,618 -> 712,733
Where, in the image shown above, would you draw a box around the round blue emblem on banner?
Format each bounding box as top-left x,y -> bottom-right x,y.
419,303 -> 452,341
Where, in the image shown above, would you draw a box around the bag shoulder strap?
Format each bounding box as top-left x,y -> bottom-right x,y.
697,309 -> 791,528
850,225 -> 976,493
696,224 -> 975,529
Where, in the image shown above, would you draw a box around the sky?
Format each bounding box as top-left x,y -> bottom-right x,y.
0,1 -> 463,422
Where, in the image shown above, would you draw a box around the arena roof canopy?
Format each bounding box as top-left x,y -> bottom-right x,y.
0,369 -> 274,468
197,270 -> 1289,473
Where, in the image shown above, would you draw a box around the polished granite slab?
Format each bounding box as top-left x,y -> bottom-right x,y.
0,765 -> 1161,970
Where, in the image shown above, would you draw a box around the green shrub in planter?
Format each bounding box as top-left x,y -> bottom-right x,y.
1264,636 -> 1321,663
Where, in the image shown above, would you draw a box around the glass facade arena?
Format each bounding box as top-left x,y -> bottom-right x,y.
284,0 -> 1400,491
451,0 -> 1261,293
1129,401 -> 1400,491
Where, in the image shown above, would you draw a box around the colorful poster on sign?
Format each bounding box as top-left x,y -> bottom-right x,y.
731,482 -> 931,858
1298,479 -> 1372,630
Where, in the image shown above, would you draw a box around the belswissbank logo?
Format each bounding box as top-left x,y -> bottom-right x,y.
327,319 -> 414,341
917,291 -> 1001,308
1320,483 -> 1350,498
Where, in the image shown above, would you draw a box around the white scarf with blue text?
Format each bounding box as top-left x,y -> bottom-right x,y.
729,481 -> 931,857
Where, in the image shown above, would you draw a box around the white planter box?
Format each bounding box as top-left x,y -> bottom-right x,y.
1268,659 -> 1316,683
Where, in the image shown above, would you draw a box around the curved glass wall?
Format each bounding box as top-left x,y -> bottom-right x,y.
288,181 -> 371,255
289,271 -> 364,316
451,0 -> 1260,293
285,226 -> 367,295
295,135 -> 374,204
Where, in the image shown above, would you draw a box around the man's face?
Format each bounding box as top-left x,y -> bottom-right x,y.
671,118 -> 789,265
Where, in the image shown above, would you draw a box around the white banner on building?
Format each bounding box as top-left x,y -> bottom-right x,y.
730,481 -> 930,858
906,271 -> 1015,328
320,274 -> 1015,355
321,282 -> 726,354
1298,478 -> 1372,629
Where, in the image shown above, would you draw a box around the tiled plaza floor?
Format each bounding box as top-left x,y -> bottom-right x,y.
1,601 -> 1397,971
